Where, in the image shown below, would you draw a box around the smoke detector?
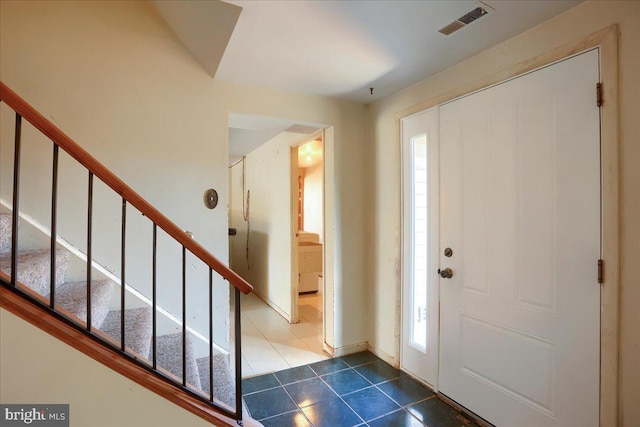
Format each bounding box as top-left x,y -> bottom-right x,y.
439,2 -> 492,35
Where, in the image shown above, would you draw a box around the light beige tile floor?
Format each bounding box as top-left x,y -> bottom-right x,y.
239,292 -> 328,378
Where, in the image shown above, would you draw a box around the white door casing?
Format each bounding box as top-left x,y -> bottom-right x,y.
438,49 -> 601,426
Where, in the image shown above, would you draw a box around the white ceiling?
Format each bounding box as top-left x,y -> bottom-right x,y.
228,114 -> 324,165
152,0 -> 583,161
217,0 -> 583,103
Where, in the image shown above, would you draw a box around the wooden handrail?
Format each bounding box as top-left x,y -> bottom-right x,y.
0,82 -> 252,294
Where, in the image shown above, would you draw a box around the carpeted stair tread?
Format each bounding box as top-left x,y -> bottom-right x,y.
56,280 -> 114,329
0,213 -> 18,255
196,355 -> 239,410
157,333 -> 201,390
101,307 -> 153,359
0,213 -> 248,416
0,248 -> 70,296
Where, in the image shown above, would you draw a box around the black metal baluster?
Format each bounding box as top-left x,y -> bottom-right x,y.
182,246 -> 187,386
50,144 -> 59,309
86,172 -> 93,330
152,224 -> 157,369
234,287 -> 242,421
10,114 -> 21,287
1,97 -> 253,418
209,268 -> 213,402
121,198 -> 126,351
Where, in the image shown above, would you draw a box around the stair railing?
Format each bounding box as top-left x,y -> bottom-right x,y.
0,82 -> 251,424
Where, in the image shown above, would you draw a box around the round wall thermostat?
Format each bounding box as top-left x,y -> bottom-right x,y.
204,189 -> 218,209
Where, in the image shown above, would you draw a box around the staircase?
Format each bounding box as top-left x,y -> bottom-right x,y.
0,82 -> 258,426
0,217 -> 236,406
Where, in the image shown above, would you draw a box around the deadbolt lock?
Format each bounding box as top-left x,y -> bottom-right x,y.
444,247 -> 453,257
438,268 -> 453,279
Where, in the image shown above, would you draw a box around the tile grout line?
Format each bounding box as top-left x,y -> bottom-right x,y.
242,324 -> 292,375
244,371 -> 437,426
247,354 -> 439,427
255,408 -> 302,424
335,376 -> 404,425
331,362 -> 436,426
243,296 -> 326,376
315,370 -> 368,427
332,359 -> 400,422
278,372 -> 317,427
260,362 -> 373,426
365,391 -> 436,426
369,377 -> 437,423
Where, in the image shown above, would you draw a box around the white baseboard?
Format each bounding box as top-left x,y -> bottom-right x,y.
326,341 -> 369,357
367,343 -> 399,368
252,289 -> 292,323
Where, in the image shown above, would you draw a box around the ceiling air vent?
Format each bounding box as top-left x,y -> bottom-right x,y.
439,5 -> 490,35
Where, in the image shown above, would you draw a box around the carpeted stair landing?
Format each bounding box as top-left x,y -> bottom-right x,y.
0,212 -> 239,409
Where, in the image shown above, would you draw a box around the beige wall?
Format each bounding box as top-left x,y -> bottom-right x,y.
217,88 -> 368,350
367,1 -> 640,425
6,0 -> 634,422
229,132 -> 307,320
0,309 -> 213,427
219,81 -> 368,350
0,0 -> 231,347
228,137 -> 325,323
0,0 -> 368,354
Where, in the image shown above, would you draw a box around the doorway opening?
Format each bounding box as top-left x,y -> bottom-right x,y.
227,116 -> 334,374
291,133 -> 324,330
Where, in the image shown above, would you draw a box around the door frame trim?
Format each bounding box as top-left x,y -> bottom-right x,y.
394,25 -> 619,426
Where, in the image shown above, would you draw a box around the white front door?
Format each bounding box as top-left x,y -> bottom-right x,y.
439,49 -> 601,426
401,107 -> 439,386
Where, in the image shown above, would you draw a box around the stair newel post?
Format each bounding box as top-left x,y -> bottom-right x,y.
234,286 -> 243,423
209,268 -> 214,403
152,224 -> 157,370
50,144 -> 59,309
120,198 -> 126,351
182,245 -> 187,387
10,114 -> 22,287
86,172 -> 93,331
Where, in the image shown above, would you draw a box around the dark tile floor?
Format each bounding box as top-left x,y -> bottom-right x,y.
242,351 -> 479,427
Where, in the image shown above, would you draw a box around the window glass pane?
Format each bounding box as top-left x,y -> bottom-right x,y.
411,135 -> 428,351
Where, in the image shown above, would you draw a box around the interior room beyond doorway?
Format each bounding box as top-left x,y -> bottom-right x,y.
296,137 -> 324,296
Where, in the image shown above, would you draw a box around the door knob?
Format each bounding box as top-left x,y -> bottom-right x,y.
438,268 -> 453,279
